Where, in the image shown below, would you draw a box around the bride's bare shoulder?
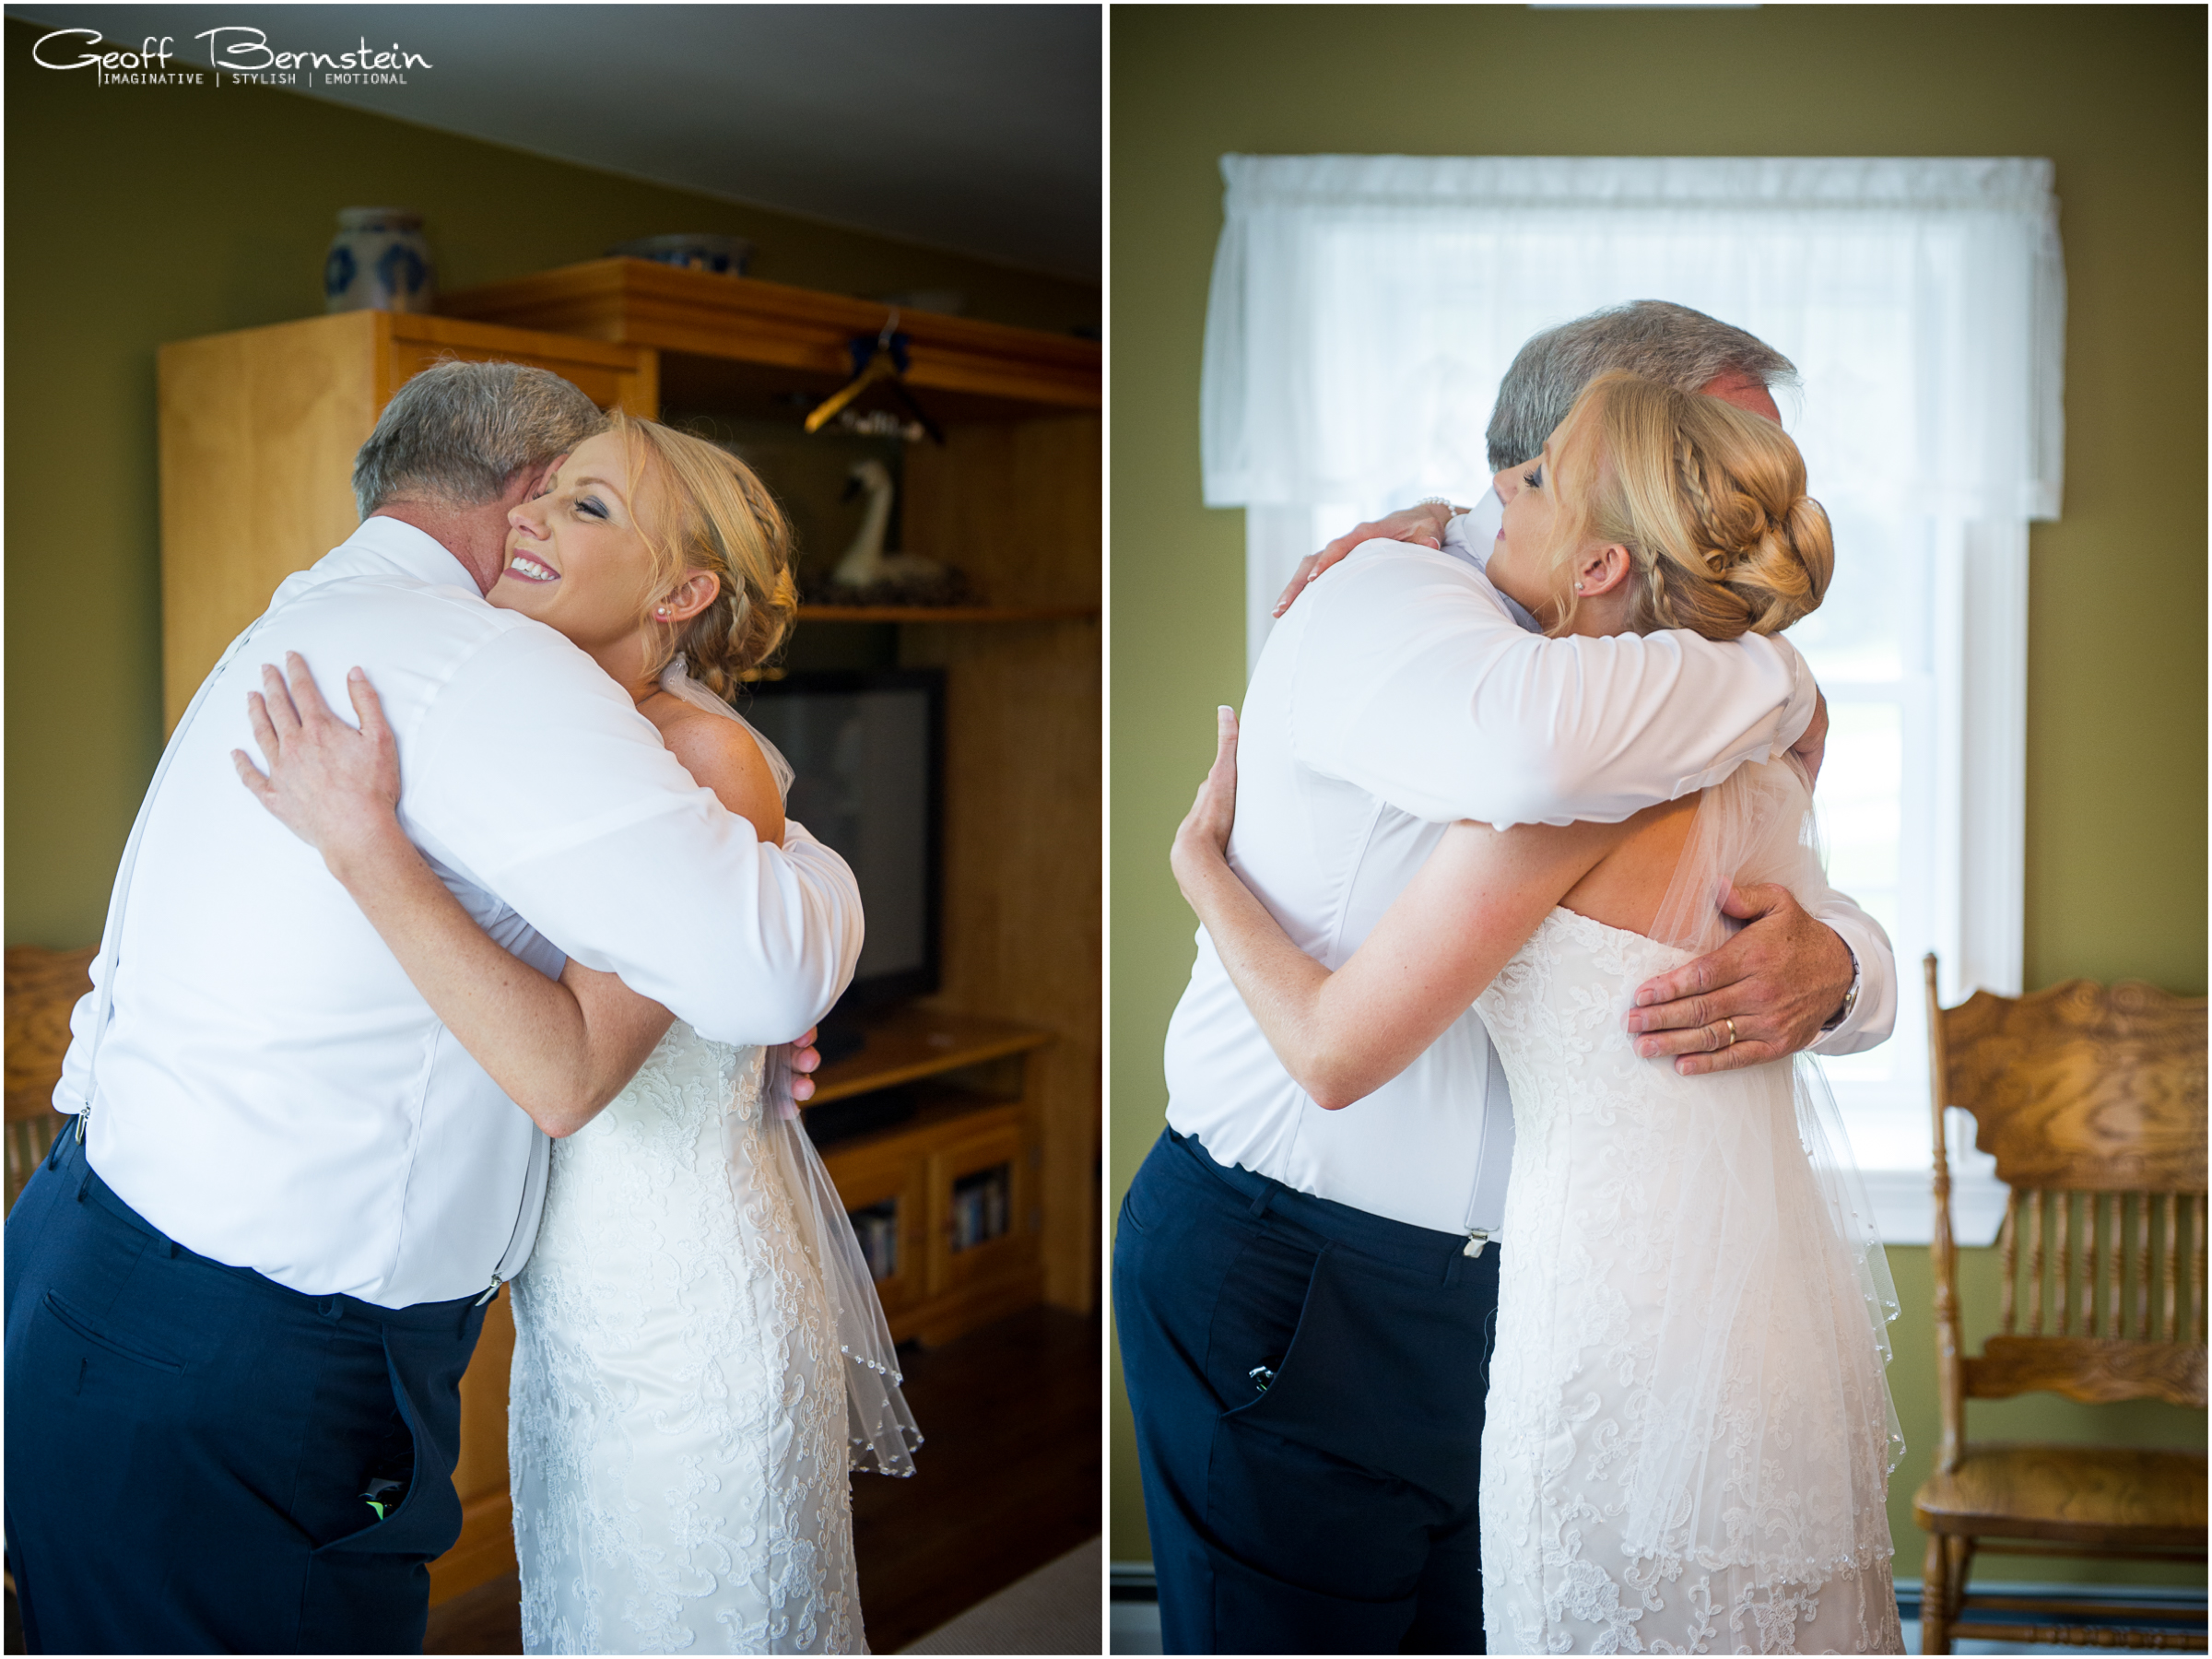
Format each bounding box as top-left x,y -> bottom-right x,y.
1556,794 -> 1701,937
647,702 -> 787,846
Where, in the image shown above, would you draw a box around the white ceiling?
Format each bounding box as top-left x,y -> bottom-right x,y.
11,4 -> 1101,282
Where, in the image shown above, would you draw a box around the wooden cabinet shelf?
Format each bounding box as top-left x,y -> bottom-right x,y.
441,257 -> 1100,420
795,604 -> 1099,626
803,1006 -> 1052,1105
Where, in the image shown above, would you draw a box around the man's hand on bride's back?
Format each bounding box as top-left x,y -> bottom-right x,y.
232,653 -> 405,875
1623,881 -> 1857,1076
1271,501 -> 1456,618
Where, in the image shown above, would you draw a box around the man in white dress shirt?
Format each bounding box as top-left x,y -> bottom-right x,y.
3,362 -> 864,1653
1114,302 -> 1896,1653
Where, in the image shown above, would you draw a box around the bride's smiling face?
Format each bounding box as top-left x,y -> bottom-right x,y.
490,431 -> 665,653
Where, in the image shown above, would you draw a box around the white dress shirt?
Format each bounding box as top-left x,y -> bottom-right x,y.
55,517 -> 865,1308
1163,500 -> 1897,1239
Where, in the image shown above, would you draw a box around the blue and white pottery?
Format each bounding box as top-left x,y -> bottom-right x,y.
324,207 -> 436,313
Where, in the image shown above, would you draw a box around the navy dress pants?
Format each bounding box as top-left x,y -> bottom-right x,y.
4,1127 -> 488,1653
1112,1129 -> 1500,1655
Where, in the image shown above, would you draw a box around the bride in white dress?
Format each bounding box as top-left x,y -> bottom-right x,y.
237,414 -> 918,1653
1171,371 -> 1903,1654
509,927 -> 891,1653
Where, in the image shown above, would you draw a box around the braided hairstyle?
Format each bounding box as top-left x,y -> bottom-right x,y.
1544,371 -> 1832,641
608,410 -> 798,698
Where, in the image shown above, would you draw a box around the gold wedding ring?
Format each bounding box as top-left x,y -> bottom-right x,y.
1724,1018 -> 1738,1048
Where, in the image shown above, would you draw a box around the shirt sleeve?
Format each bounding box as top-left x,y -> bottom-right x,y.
1288,545 -> 1819,828
402,626 -> 864,1046
1805,899 -> 1899,1055
1730,764 -> 1900,1057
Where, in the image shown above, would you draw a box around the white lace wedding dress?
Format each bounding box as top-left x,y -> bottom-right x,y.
1473,762 -> 1905,1655
509,1023 -> 865,1653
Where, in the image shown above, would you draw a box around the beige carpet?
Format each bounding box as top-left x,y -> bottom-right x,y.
900,1536 -> 1100,1655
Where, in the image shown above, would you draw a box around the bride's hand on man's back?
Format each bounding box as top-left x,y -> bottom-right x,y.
1271,500 -> 1456,618
232,653 -> 403,871
1169,707 -> 1241,899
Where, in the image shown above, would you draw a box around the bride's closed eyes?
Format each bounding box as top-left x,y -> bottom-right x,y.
543,477 -> 620,517
530,474 -> 619,523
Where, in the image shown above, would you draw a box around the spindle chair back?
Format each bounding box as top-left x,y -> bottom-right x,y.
1915,955 -> 2207,1653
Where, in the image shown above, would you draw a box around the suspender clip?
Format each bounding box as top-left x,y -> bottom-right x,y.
1464,1229 -> 1491,1258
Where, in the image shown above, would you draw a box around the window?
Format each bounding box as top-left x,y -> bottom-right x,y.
1202,156 -> 2065,1241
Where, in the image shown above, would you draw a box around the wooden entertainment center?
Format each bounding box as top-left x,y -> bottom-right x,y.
143,260 -> 1100,1602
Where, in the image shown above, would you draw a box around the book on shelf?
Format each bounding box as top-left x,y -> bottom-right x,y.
847,1200 -> 899,1282
949,1164 -> 1012,1253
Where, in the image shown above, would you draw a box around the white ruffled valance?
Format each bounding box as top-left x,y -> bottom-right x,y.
1200,154 -> 2065,522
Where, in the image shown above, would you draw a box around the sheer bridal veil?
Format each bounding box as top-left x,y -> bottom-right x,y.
1617,757 -> 1902,1583
662,659 -> 924,1479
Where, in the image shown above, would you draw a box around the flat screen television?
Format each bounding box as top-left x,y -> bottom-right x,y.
740,667 -> 945,1062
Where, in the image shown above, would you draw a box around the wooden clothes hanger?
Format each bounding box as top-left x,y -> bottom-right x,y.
803,311 -> 947,444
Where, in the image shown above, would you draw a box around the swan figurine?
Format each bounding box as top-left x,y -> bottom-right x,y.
830,459 -> 947,589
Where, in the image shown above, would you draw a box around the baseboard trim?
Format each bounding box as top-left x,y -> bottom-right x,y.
1895,1577 -> 2208,1628
1895,1579 -> 2208,1614
1110,1560 -> 1157,1602
1113,1562 -> 2206,1621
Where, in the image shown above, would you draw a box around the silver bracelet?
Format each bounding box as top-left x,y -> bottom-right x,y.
1414,495 -> 1468,516
1819,944 -> 1862,1034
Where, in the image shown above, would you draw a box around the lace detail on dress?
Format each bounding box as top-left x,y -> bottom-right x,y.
1475,910 -> 1903,1655
509,1022 -> 865,1654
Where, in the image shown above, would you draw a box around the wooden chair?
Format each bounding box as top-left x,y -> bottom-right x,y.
5,945 -> 95,1213
1916,954 -> 2208,1653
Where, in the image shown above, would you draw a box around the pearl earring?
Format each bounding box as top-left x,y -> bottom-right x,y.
656,607 -> 670,618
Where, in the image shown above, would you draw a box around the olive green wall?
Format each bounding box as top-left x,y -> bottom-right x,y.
1108,4 -> 2207,1580
3,17 -> 1099,948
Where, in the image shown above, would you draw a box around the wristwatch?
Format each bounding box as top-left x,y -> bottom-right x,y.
1819,944 -> 1862,1035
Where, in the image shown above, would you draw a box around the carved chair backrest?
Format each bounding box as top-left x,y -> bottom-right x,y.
1926,956 -> 2207,1430
5,945 -> 95,1213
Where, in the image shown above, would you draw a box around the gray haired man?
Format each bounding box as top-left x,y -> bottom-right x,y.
6,362 -> 862,1653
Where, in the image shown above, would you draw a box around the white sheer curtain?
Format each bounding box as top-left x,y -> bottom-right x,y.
1200,155 -> 2065,1241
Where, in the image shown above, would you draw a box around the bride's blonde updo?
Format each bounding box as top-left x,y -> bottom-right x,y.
1544,371 -> 1832,641
609,410 -> 799,698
